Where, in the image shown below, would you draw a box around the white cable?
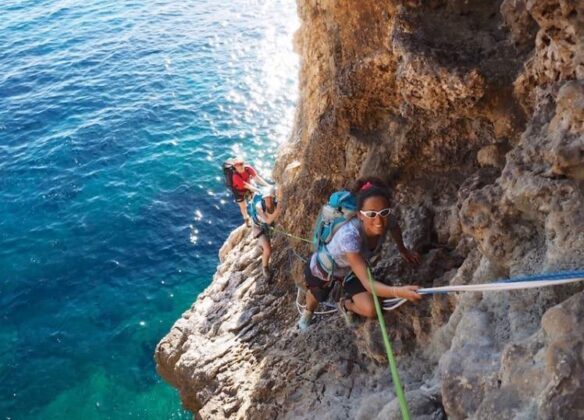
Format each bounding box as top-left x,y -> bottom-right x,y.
295,287 -> 338,315
419,277 -> 584,294
381,276 -> 584,311
382,298 -> 408,311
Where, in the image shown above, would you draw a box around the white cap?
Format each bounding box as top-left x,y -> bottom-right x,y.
262,185 -> 276,198
232,156 -> 244,165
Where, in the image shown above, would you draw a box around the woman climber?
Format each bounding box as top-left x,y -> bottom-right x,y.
298,177 -> 422,330
248,185 -> 283,280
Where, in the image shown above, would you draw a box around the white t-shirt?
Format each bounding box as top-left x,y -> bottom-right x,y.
310,218 -> 383,280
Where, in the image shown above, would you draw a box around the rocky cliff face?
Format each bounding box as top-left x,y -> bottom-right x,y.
156,1 -> 584,418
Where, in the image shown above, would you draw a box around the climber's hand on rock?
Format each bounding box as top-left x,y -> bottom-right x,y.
400,248 -> 421,266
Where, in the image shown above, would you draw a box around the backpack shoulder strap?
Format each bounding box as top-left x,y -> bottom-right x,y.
255,198 -> 270,227
248,195 -> 264,226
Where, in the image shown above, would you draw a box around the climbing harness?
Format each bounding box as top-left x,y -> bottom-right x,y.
286,248 -> 338,316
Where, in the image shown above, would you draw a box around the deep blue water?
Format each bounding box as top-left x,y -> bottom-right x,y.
0,0 -> 298,417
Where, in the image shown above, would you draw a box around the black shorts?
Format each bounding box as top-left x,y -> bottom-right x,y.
304,261 -> 367,303
252,223 -> 271,240
343,274 -> 367,299
232,189 -> 249,203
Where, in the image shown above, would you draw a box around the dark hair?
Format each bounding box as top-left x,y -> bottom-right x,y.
350,177 -> 391,210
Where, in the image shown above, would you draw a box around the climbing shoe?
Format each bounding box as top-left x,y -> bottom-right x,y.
262,265 -> 271,281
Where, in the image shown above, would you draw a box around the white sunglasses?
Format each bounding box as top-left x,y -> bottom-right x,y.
360,208 -> 391,218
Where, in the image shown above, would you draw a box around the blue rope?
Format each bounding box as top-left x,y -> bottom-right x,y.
498,270 -> 584,283
416,270 -> 584,296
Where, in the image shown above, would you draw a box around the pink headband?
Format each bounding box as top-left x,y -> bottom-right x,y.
360,181 -> 374,191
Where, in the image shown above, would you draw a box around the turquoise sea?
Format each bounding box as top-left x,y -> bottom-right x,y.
0,0 -> 298,418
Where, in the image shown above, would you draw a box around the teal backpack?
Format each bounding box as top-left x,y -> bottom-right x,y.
312,190 -> 357,279
247,193 -> 277,228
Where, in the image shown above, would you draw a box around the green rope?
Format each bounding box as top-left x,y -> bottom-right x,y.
367,267 -> 411,420
269,226 -> 313,244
